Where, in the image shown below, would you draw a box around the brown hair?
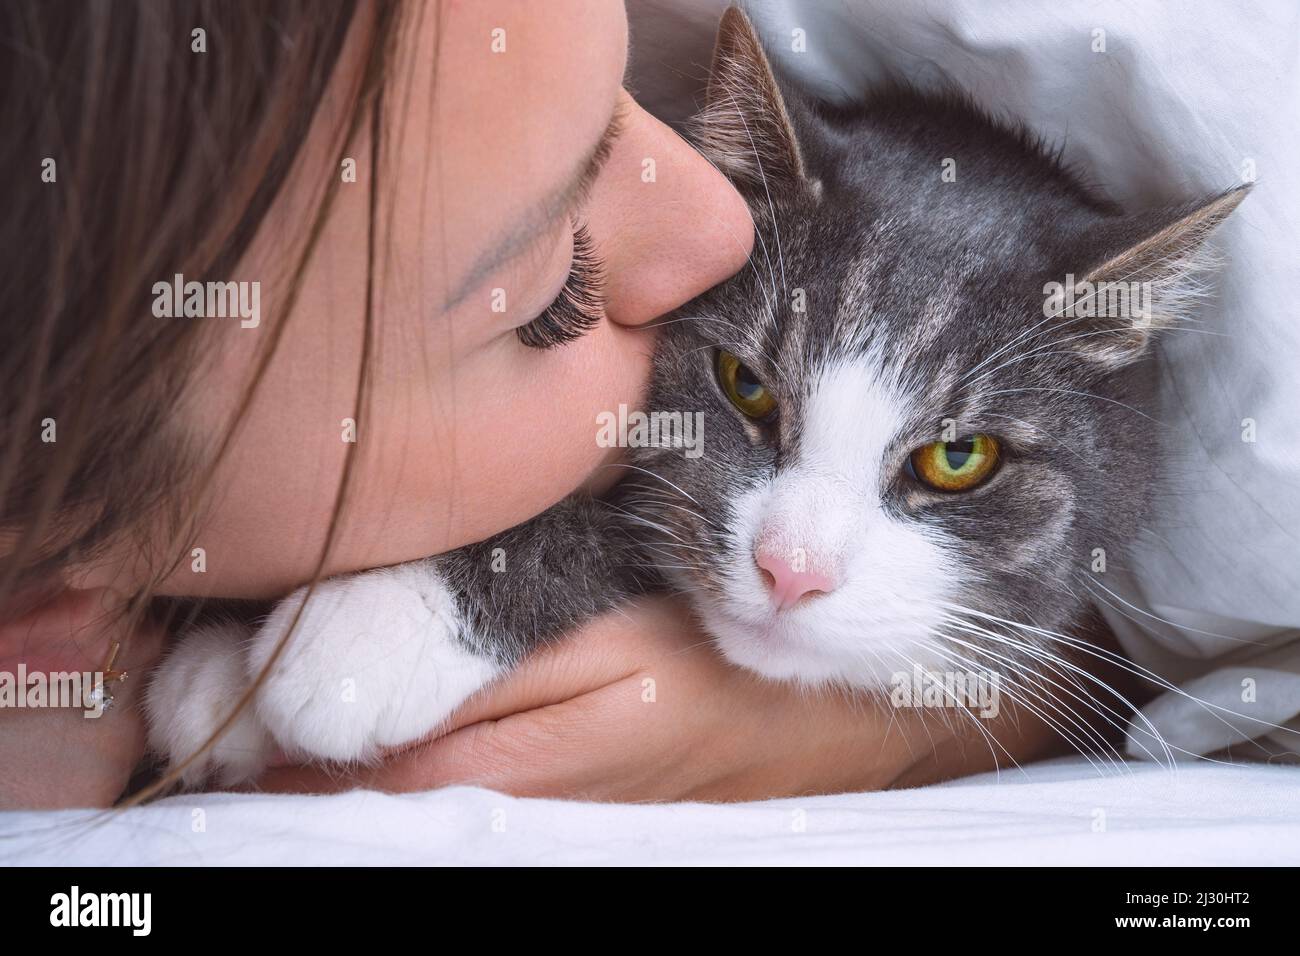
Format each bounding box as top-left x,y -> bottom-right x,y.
1,0 -> 408,800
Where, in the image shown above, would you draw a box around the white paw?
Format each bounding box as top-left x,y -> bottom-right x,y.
248,560 -> 499,763
145,622 -> 276,789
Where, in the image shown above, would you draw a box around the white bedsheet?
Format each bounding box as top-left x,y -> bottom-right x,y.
3,758 -> 1297,865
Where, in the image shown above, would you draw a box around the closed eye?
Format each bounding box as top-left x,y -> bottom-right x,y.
516,222 -> 605,349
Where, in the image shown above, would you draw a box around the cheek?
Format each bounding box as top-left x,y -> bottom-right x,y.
156,297 -> 656,599
421,316 -> 657,546
938,467 -> 1077,574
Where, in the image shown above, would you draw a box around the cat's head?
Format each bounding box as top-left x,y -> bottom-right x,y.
628,7 -> 1247,690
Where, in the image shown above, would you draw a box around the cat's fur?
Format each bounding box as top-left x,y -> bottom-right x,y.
147,7 -> 1246,787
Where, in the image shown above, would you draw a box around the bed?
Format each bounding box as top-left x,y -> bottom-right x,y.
3,758 -> 1297,865
5,1 -> 1296,866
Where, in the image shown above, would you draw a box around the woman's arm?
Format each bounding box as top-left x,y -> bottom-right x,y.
258,596 -> 1071,801
0,589 -> 1115,807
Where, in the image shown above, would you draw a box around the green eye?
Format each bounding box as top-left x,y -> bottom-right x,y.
717,350 -> 776,420
909,434 -> 1001,491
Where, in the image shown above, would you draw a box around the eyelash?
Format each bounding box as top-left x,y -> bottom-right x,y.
516,222 -> 604,349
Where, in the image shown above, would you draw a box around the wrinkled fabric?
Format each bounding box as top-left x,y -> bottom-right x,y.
3,760 -> 1297,864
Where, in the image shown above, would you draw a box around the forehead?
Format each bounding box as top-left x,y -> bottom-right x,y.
793,353 -> 911,483
429,1 -> 627,303
772,206 -> 1056,363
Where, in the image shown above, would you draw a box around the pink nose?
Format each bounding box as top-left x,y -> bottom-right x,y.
755,549 -> 837,611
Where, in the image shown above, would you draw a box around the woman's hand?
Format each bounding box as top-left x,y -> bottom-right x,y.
258,596 -> 1065,801
0,588 -> 164,809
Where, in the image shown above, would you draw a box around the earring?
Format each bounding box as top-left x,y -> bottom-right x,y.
86,640 -> 129,712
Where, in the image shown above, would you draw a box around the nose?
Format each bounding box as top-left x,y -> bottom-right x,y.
583,92 -> 755,327
755,548 -> 837,611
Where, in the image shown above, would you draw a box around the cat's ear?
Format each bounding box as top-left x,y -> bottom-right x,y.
689,6 -> 810,193
1060,186 -> 1249,369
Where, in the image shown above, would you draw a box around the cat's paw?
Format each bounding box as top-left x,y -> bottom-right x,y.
248,561 -> 499,764
144,622 -> 277,789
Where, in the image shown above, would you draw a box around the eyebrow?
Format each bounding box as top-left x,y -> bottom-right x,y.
442,100 -> 627,312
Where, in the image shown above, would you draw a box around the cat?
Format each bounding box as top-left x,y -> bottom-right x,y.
146,6 -> 1246,787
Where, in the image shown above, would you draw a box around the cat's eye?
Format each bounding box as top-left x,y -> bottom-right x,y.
717,350 -> 776,420
908,433 -> 1001,492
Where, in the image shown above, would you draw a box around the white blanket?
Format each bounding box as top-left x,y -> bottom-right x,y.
2,758 -> 1297,865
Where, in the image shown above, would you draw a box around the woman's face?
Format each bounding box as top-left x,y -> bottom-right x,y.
95,0 -> 753,598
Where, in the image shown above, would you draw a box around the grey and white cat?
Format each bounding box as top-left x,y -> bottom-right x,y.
147,7 -> 1246,787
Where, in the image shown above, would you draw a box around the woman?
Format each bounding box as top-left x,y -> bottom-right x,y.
0,0 -> 1069,809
